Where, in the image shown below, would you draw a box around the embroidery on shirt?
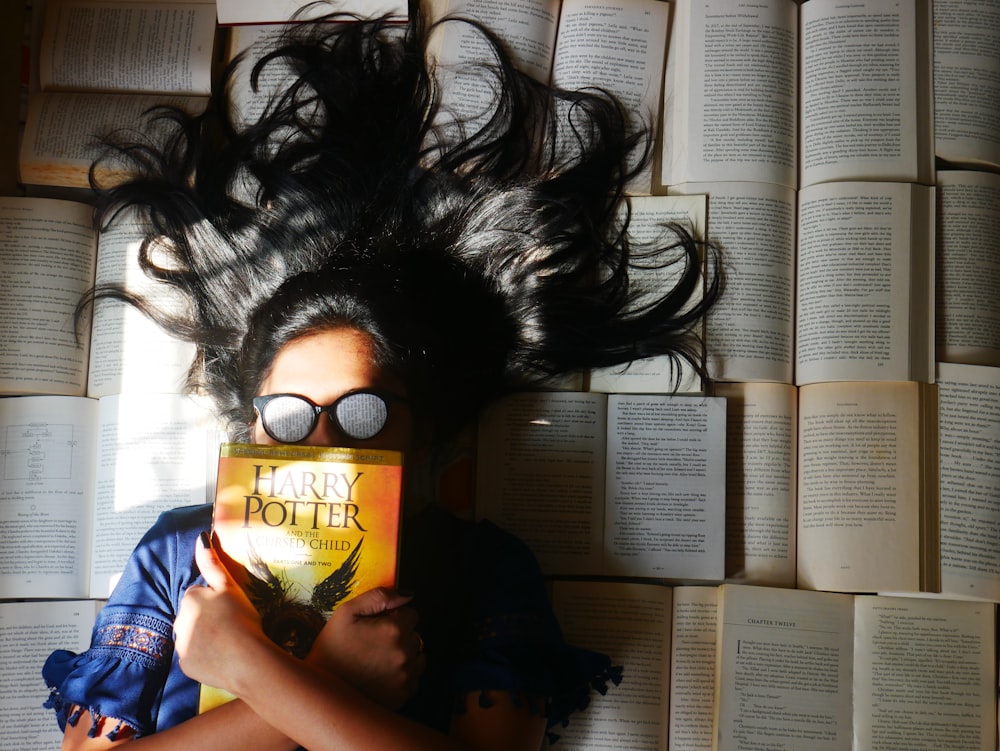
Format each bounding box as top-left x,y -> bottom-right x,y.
93,612 -> 173,671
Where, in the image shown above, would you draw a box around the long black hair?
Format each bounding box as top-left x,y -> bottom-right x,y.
86,4 -> 721,442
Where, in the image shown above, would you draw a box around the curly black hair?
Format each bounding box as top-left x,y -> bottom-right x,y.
83,3 -> 721,444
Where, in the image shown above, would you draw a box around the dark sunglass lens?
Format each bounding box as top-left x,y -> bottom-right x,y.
262,396 -> 317,442
335,393 -> 388,440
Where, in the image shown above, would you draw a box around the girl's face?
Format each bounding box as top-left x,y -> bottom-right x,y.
251,327 -> 415,452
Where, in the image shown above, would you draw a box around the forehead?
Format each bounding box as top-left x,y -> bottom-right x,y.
258,328 -> 403,401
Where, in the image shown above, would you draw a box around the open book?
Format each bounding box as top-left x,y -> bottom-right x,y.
936,362 -> 1000,602
226,0 -> 670,195
0,393 -> 221,601
476,391 -> 727,582
550,580 -> 997,751
935,170 -> 1000,369
19,0 -> 215,188
427,0 -> 668,194
588,193 -> 709,395
0,600 -> 103,749
216,0 -> 408,25
672,180 -> 934,385
932,0 -> 1000,171
717,379 -> 942,595
662,0 -> 934,190
0,197 -> 195,397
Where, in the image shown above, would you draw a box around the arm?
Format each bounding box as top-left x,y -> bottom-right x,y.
178,534 -> 546,751
62,535 -> 546,751
61,687 -> 545,751
61,699 -> 298,751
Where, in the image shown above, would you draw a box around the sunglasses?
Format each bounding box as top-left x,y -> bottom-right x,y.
252,391 -> 408,444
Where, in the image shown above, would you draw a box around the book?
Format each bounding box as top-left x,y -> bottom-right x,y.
476,391 -> 727,582
0,392 -> 220,601
215,0 -> 408,25
720,361 -> 1000,601
199,442 -> 404,711
0,196 -> 196,398
668,180 -> 798,384
548,580 -> 719,751
715,379 -> 940,595
713,584 -> 995,751
0,600 -> 103,750
932,0 -> 1000,171
716,381 -> 797,589
936,362 -> 1000,602
661,0 -> 934,190
935,170 -> 1000,369
588,193 -> 709,395
669,180 -> 935,386
19,0 -> 215,189
427,0 -> 669,194
225,0 -> 670,195
549,580 -> 997,751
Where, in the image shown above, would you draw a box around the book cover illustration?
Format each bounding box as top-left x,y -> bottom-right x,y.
199,442 -> 404,712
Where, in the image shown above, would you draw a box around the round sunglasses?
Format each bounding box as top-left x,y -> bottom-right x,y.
252,391 -> 408,443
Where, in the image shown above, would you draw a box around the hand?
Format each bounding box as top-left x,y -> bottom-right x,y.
307,587 -> 426,710
174,533 -> 273,692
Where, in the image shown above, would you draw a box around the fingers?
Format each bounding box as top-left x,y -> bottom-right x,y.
342,586 -> 414,618
193,531 -> 234,590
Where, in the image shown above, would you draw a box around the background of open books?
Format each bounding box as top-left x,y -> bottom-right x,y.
1,0 -> 999,749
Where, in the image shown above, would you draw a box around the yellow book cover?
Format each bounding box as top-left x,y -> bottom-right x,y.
199,442 -> 404,712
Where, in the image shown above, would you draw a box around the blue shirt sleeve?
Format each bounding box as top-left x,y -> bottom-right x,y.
399,505 -> 621,742
42,504 -> 211,740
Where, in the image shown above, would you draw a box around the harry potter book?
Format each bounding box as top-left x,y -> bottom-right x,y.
199,442 -> 404,712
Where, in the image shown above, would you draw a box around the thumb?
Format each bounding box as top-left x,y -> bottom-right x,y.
344,587 -> 413,618
194,531 -> 233,590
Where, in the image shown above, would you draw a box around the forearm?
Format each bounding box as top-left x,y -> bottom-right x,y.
230,639 -> 470,751
62,699 -> 299,751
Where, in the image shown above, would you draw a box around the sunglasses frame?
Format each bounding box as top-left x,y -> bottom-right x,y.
252,390 -> 409,443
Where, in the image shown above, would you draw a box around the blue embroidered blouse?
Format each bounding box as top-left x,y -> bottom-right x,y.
43,503 -> 618,743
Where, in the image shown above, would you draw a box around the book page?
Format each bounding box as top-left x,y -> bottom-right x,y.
476,391 -> 607,576
0,600 -> 102,750
661,0 -> 798,188
853,595 -> 995,751
429,0 -> 560,138
932,0 -> 1000,170
39,0 -> 215,94
667,586 -> 718,751
90,392 -> 220,598
19,91 -> 208,188
937,363 -> 1000,601
799,0 -> 934,187
550,0 -> 668,194
549,580 -> 673,751
715,584 -> 854,751
589,194 -> 707,395
429,0 -> 560,83
671,181 -> 796,383
217,0 -> 406,24
0,396 -> 98,599
795,181 -> 935,386
226,25 -> 295,128
87,212 -> 196,397
0,197 -> 94,395
935,171 -> 1000,368
713,382 -> 796,587
604,394 -> 726,581
796,381 -> 929,593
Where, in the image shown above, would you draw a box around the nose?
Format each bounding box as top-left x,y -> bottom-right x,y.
300,413 -> 356,448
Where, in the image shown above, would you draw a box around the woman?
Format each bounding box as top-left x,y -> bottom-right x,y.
43,5 -> 720,749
